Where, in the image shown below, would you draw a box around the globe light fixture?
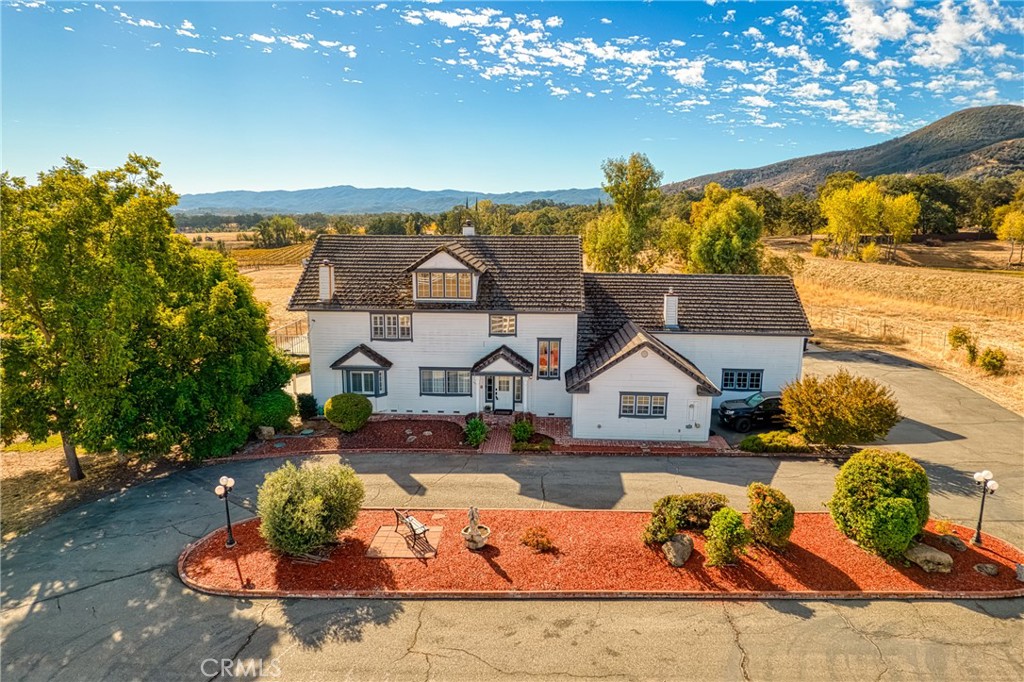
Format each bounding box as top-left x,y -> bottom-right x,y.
972,470 -> 998,545
215,475 -> 237,548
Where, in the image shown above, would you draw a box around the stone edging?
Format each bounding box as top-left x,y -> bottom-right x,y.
176,513 -> 1024,602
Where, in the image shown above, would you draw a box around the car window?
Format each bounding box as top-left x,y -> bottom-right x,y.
744,393 -> 765,407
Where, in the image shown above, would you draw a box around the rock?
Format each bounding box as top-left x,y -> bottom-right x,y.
423,430 -> 433,436
939,534 -> 968,552
406,435 -> 417,443
404,429 -> 414,435
1016,564 -> 1024,583
662,533 -> 693,567
256,426 -> 275,440
300,428 -> 315,436
974,563 -> 999,577
273,441 -> 286,449
904,541 -> 953,574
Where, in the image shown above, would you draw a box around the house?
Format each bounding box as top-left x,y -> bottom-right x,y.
288,224 -> 812,442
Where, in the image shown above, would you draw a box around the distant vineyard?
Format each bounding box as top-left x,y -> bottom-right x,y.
232,243 -> 313,266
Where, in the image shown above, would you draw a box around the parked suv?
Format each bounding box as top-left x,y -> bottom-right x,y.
717,391 -> 784,433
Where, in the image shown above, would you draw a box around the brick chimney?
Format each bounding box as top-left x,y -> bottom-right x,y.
318,260 -> 335,302
663,288 -> 679,329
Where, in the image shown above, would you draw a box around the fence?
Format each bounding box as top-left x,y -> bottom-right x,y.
270,319 -> 309,356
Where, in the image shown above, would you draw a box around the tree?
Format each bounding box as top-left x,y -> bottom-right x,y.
882,193 -> 920,262
365,214 -> 406,235
582,211 -> 630,272
687,182 -> 732,232
780,193 -> 825,239
598,153 -> 663,268
997,209 -> 1024,266
819,181 -> 919,259
688,195 -> 763,274
251,215 -> 304,248
743,187 -> 783,234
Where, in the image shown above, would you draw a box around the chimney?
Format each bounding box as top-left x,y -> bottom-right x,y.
663,288 -> 679,329
318,260 -> 335,302
462,219 -> 476,236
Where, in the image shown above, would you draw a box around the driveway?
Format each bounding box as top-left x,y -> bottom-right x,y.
2,349 -> 1022,681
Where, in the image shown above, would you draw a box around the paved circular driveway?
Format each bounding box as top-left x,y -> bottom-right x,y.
2,350 -> 1022,681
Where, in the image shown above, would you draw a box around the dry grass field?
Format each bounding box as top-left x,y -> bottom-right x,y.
179,230 -> 254,250
233,242 -> 314,266
244,264 -> 305,328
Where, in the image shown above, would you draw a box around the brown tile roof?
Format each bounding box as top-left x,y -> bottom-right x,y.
565,321 -> 720,396
329,344 -> 393,369
289,235 -> 584,312
471,345 -> 534,375
578,273 -> 812,363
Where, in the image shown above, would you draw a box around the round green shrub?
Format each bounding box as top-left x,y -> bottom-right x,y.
642,492 -> 729,544
704,507 -> 752,567
747,482 -> 795,549
510,420 -> 534,443
324,393 -> 373,433
296,393 -> 319,420
738,430 -> 808,453
829,448 -> 930,558
250,389 -> 296,432
464,418 -> 489,447
978,347 -> 1007,375
257,461 -> 365,556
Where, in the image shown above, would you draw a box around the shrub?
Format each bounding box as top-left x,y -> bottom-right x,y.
978,347 -> 1007,375
257,461 -> 365,556
297,393 -> 319,420
948,326 -> 979,364
859,242 -> 881,263
520,526 -> 556,553
324,393 -> 373,433
464,418 -> 488,447
829,448 -> 930,558
293,358 -> 311,375
642,492 -> 729,544
704,508 -> 752,566
250,389 -> 296,431
932,517 -> 954,536
738,430 -> 808,453
782,370 -> 901,445
747,482 -> 795,549
811,241 -> 829,258
510,420 -> 534,443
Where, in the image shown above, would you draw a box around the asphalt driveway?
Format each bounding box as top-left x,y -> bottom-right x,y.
1,349 -> 1022,681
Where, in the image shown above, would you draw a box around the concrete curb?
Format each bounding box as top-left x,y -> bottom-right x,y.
177,513 -> 1024,602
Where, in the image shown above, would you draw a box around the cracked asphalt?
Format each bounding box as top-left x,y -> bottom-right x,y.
2,349 -> 1022,681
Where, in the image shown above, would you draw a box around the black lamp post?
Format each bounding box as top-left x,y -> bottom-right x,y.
215,475 -> 237,548
971,470 -> 998,545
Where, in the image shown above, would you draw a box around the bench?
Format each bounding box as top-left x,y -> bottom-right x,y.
393,508 -> 431,548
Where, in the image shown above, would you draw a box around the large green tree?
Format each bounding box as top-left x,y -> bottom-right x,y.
586,153 -> 663,271
251,215 -> 304,247
688,195 -> 764,274
819,181 -> 919,258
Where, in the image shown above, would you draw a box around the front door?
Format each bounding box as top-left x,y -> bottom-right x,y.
494,376 -> 514,411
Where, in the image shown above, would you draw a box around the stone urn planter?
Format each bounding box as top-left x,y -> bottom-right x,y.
461,506 -> 491,550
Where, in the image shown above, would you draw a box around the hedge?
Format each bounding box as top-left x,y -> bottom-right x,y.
324,393 -> 373,433
250,389 -> 296,432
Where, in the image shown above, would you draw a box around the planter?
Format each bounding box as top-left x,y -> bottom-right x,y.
461,524 -> 491,550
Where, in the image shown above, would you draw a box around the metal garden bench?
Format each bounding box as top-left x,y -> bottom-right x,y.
393,508 -> 431,549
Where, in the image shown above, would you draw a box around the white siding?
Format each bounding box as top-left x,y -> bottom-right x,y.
653,333 -> 805,407
571,352 -> 713,442
308,311 -> 576,417
416,252 -> 469,271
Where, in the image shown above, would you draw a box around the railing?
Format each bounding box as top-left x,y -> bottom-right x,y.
270,319 -> 309,356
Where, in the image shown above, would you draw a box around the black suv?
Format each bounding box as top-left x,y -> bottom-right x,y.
717,391 -> 784,433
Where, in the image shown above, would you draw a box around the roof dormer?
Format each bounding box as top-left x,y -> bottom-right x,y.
404,242 -> 487,303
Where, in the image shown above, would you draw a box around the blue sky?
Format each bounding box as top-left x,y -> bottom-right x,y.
3,1 -> 1023,195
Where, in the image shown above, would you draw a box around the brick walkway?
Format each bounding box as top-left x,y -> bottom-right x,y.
480,425 -> 513,454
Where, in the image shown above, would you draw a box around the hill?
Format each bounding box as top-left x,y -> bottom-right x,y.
664,105 -> 1024,196
174,184 -> 604,215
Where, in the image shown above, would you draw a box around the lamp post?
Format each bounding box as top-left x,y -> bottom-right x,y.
971,470 -> 998,545
215,475 -> 237,548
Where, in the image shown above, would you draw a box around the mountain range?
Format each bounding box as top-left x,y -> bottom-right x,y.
174,105 -> 1024,214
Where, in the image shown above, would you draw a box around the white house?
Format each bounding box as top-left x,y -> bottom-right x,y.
289,225 -> 812,442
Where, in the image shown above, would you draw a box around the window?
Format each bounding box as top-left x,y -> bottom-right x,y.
620,393 -> 668,418
514,376 -> 523,403
489,314 -> 517,336
537,339 -> 560,379
370,314 -> 412,340
420,369 -> 472,396
415,271 -> 472,300
345,369 -> 386,396
721,369 -> 763,391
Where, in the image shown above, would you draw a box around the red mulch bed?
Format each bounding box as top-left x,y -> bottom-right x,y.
239,420 -> 473,459
179,511 -> 1024,599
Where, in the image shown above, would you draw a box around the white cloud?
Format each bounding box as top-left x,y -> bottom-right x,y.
742,27 -> 764,40
545,16 -> 563,28
909,0 -> 1005,69
64,26 -> 74,32
421,8 -> 503,29
668,60 -> 706,87
867,58 -> 902,75
841,59 -> 861,71
781,6 -> 806,23
549,85 -> 569,97
185,47 -> 210,55
250,33 -> 275,44
720,59 -> 748,73
600,18 -> 612,25
176,29 -> 199,38
220,36 -> 233,41
181,20 -> 194,30
281,35 -> 311,50
138,18 -> 160,29
373,3 -> 387,10
835,0 -> 914,59
741,95 -> 775,108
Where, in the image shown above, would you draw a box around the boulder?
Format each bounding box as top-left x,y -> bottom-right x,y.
404,429 -> 414,435
974,563 -> 999,577
1016,563 -> 1024,583
939,534 -> 968,552
904,542 -> 953,574
423,431 -> 433,436
256,426 -> 275,441
406,435 -> 417,443
662,533 -> 693,567
300,428 -> 315,436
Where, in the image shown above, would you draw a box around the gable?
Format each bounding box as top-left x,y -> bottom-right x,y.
475,357 -> 524,374
415,251 -> 471,272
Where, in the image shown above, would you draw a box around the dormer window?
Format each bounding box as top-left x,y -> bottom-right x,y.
416,271 -> 472,300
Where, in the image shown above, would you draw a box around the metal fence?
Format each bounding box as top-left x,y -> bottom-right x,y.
270,319 -> 308,356
817,310 -> 1001,357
